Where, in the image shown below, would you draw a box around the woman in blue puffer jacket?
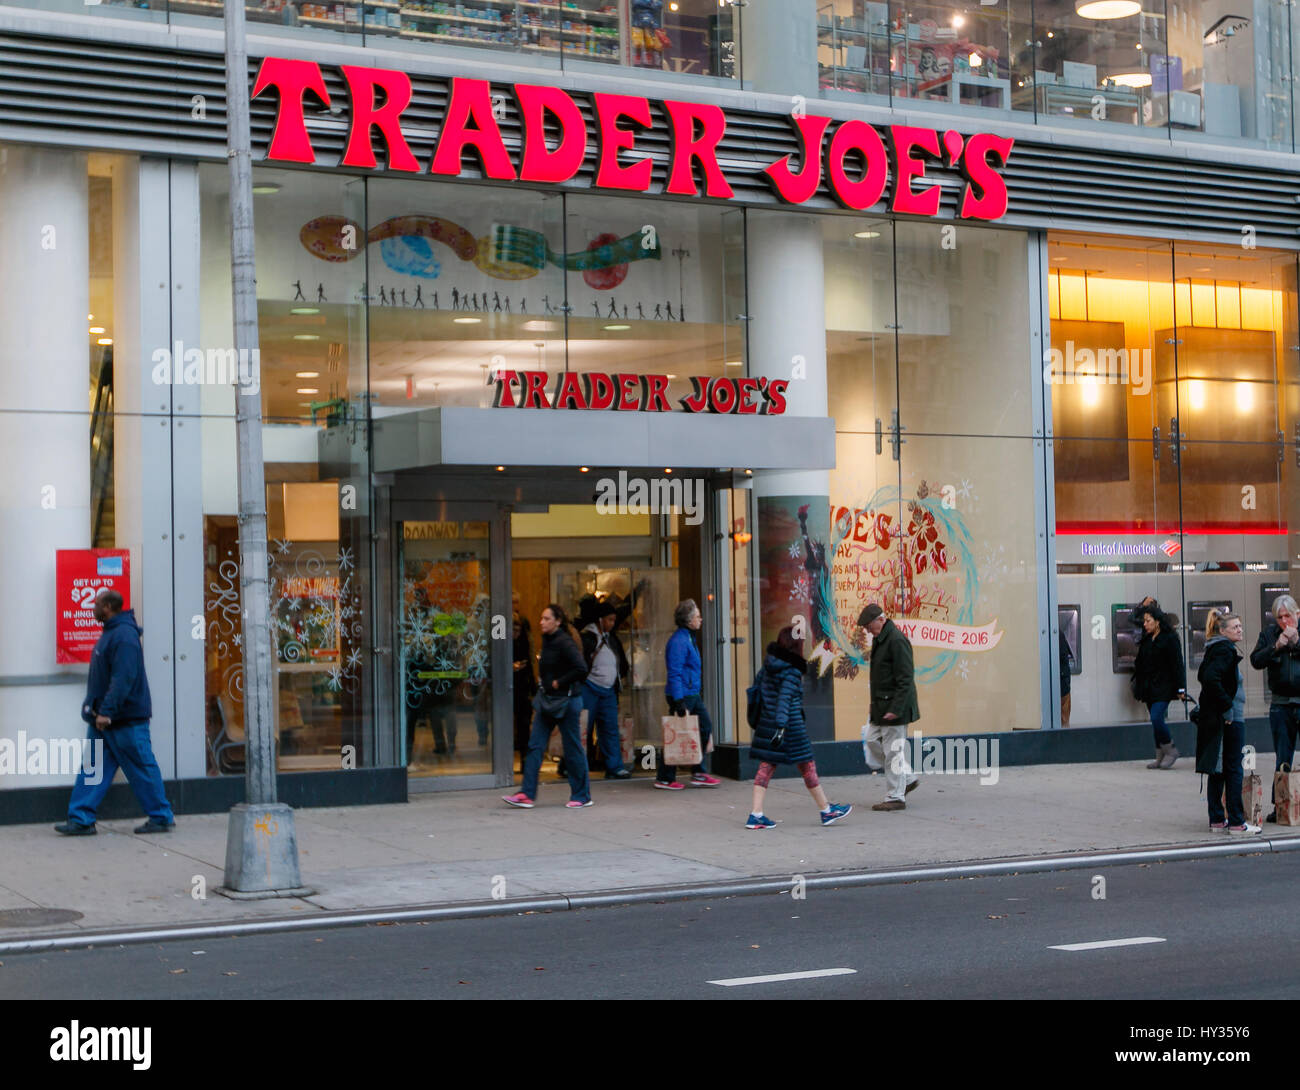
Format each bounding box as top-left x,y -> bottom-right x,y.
745,626 -> 852,828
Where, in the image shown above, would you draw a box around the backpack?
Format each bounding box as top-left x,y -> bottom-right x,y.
746,667 -> 766,728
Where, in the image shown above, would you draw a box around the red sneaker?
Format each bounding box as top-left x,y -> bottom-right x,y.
501,792 -> 534,808
653,780 -> 685,791
690,773 -> 721,787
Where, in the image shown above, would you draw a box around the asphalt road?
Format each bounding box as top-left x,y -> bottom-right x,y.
3,852 -> 1296,1002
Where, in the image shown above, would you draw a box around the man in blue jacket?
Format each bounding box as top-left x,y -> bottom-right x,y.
55,590 -> 175,835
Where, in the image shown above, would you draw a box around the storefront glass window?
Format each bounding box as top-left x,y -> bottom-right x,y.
365,179 -> 564,412
562,194 -> 746,393
14,0 -> 738,79
1048,233 -> 1299,728
199,163 -> 375,775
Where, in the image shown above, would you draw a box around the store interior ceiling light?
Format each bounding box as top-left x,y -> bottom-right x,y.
454,317 -> 481,324
290,307 -> 320,315
97,337 -> 113,345
1108,71 -> 1152,87
603,324 -> 630,331
296,371 -> 320,378
1075,0 -> 1141,17
854,230 -> 882,239
297,387 -> 319,394
252,182 -> 282,195
89,327 -> 105,334
293,333 -> 320,340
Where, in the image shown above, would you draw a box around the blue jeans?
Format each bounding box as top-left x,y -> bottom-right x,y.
1148,700 -> 1172,747
1208,719 -> 1245,826
68,721 -> 174,826
1269,703 -> 1300,804
583,680 -> 625,774
657,693 -> 712,782
521,698 -> 590,803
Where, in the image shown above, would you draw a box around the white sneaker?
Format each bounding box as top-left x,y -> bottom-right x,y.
1227,822 -> 1262,835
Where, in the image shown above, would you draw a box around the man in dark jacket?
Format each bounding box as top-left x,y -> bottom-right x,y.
580,600 -> 631,779
859,603 -> 920,811
55,590 -> 175,835
1249,593 -> 1300,820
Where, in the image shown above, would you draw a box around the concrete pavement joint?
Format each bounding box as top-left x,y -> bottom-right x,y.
1,835 -> 1297,955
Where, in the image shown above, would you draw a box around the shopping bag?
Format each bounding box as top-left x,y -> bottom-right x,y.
548,709 -> 588,759
662,714 -> 702,766
1274,763 -> 1300,826
1243,772 -> 1265,827
620,715 -> 636,767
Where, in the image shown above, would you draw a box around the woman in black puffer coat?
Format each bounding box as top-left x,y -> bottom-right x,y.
745,627 -> 852,829
1133,606 -> 1187,769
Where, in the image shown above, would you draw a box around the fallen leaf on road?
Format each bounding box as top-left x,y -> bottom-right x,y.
750,945 -> 760,949
534,967 -> 545,971
222,971 -> 238,977
986,915 -> 1007,920
169,968 -> 187,974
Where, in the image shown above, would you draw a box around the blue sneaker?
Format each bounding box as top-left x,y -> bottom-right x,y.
745,813 -> 779,829
820,803 -> 852,826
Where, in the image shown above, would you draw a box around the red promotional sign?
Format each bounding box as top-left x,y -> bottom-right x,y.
252,58 -> 1013,222
55,549 -> 131,664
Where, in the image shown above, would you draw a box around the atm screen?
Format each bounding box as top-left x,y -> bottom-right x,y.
1112,603 -> 1142,674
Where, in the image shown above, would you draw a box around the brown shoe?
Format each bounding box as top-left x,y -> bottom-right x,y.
905,779 -> 919,794
872,800 -> 906,811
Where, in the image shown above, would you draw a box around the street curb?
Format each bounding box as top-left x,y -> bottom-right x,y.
2,835 -> 1297,954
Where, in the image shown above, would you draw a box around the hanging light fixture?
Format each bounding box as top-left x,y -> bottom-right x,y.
1075,0 -> 1140,19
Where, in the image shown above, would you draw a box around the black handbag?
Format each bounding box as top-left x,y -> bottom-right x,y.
534,689 -> 571,720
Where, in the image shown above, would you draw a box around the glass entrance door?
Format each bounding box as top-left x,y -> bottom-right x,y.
397,516 -> 495,780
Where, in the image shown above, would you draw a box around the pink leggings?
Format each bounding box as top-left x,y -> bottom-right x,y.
754,760 -> 819,790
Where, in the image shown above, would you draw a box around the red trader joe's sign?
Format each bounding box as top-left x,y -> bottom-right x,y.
252,59 -> 1014,221
55,549 -> 131,664
490,370 -> 788,414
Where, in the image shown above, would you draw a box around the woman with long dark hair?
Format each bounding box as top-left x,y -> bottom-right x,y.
503,603 -> 592,809
1132,605 -> 1187,769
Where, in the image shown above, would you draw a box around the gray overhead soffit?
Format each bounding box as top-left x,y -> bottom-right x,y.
1,27 -> 1298,247
366,408 -> 837,474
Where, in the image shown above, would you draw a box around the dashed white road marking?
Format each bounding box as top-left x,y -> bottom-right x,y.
707,967 -> 857,987
1049,937 -> 1166,952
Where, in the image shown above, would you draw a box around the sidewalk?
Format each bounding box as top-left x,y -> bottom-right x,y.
1,761 -> 1297,941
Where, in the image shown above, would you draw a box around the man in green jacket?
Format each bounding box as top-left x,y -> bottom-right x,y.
859,603 -> 920,811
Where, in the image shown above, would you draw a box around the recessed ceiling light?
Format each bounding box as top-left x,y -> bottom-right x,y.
854,230 -> 881,239
297,387 -> 319,394
523,320 -> 557,331
604,324 -> 630,331
664,468 -> 673,474
89,327 -> 105,334
295,371 -> 320,378
496,465 -> 505,472
454,317 -> 481,324
745,469 -> 753,476
252,182 -> 282,195
97,337 -> 113,345
290,306 -> 320,315
725,360 -> 743,366
1108,72 -> 1151,87
87,314 -> 94,321
666,374 -> 678,379
293,334 -> 320,341
579,466 -> 589,473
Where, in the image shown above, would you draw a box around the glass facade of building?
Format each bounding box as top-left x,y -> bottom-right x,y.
0,0 -> 1296,810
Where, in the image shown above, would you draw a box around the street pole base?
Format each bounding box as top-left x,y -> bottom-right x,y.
215,885 -> 316,901
222,802 -> 313,896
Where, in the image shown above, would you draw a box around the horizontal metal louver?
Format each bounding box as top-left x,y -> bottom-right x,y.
1,28 -> 1297,247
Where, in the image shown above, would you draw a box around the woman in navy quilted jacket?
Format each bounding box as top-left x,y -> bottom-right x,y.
745,626 -> 852,829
